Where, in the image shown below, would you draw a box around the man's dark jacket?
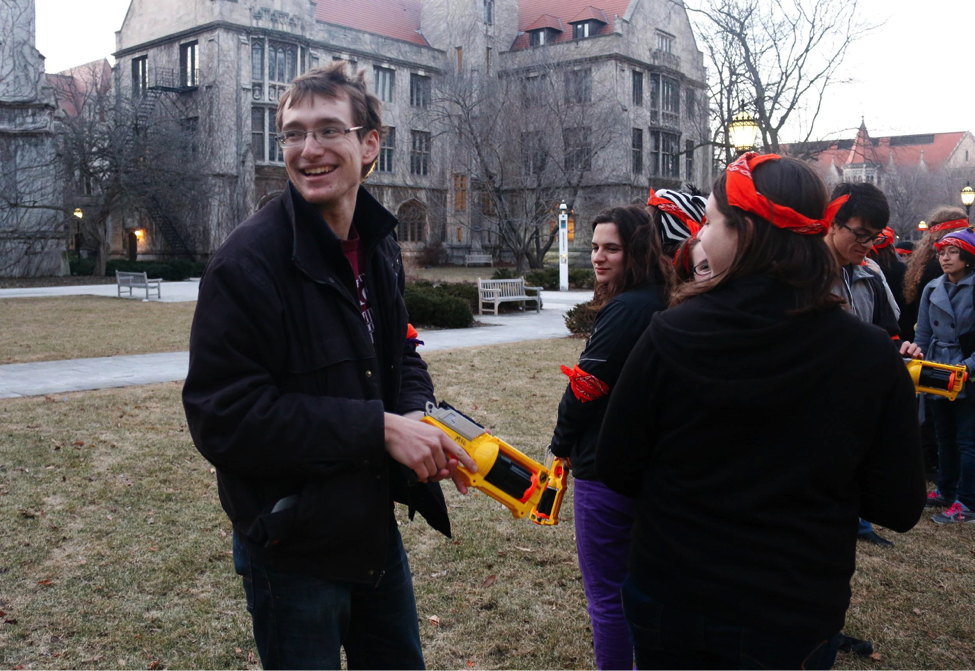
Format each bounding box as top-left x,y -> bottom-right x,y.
183,183 -> 449,584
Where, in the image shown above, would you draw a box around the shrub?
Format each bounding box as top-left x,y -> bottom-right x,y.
404,285 -> 474,329
491,268 -> 517,280
434,282 -> 480,313
70,258 -> 207,281
524,268 -> 560,290
564,300 -> 599,336
569,268 -> 595,289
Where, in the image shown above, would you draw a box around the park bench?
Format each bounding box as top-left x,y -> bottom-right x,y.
464,253 -> 493,267
477,278 -> 543,316
116,270 -> 162,300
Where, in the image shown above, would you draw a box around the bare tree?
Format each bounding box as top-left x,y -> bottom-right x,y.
427,58 -> 627,272
686,0 -> 875,165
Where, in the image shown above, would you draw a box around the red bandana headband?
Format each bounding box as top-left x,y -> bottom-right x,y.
895,247 -> 912,257
930,219 -> 969,233
648,190 -> 704,237
935,236 -> 975,259
874,227 -> 894,250
725,152 -> 848,236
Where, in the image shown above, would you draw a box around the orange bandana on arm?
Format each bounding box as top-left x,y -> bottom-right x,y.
725,152 -> 848,236
560,364 -> 609,403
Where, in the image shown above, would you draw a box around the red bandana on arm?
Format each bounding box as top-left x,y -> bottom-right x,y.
930,219 -> 969,233
725,152 -> 848,236
648,190 -> 703,237
560,364 -> 609,403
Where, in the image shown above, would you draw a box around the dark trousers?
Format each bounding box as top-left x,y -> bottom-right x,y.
929,395 -> 975,509
621,576 -> 840,670
232,527 -> 424,670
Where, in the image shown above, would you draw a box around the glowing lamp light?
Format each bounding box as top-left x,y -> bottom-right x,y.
134,229 -> 145,240
728,109 -> 760,153
73,208 -> 83,219
918,220 -> 928,231
962,182 -> 975,208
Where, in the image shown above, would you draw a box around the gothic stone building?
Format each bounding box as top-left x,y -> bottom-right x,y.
113,0 -> 709,263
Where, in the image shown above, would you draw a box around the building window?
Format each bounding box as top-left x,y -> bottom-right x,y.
649,73 -> 660,124
564,127 -> 592,171
662,76 -> 680,126
251,107 -> 265,163
378,127 -> 395,173
486,46 -> 491,72
632,128 -> 643,174
685,139 -> 695,181
179,41 -> 198,87
650,130 -> 681,178
521,131 -> 547,176
410,130 -> 431,175
268,43 -> 298,84
267,108 -> 283,163
410,74 -> 431,108
632,71 -> 643,107
686,88 -> 696,119
310,52 -> 320,69
132,55 -> 148,98
456,47 -> 463,71
398,201 -> 426,243
454,174 -> 468,212
479,189 -> 496,216
484,0 -> 494,24
572,21 -> 593,39
374,66 -> 395,102
529,29 -> 546,47
523,74 -> 546,107
565,68 -> 592,104
656,31 -> 675,54
457,226 -> 463,242
251,41 -> 264,82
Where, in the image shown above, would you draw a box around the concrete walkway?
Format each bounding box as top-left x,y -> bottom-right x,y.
0,289 -> 592,398
0,280 -> 202,302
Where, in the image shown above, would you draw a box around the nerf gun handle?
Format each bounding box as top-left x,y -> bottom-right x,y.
904,359 -> 968,401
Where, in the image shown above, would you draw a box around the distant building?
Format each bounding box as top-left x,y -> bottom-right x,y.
0,0 -> 66,276
103,0 -> 709,263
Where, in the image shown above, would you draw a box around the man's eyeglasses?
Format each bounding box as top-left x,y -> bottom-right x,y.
276,126 -> 364,149
693,260 -> 711,277
838,222 -> 884,246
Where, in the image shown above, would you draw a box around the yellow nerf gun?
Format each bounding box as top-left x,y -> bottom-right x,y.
529,452 -> 568,526
422,401 -> 550,520
905,359 -> 968,401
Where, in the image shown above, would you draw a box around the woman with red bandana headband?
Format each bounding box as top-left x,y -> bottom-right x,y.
870,226 -> 908,327
547,205 -> 675,670
595,153 -> 926,670
914,227 -> 975,524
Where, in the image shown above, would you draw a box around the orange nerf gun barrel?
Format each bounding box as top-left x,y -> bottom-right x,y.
421,401 -> 550,519
905,359 -> 968,401
530,452 -> 568,526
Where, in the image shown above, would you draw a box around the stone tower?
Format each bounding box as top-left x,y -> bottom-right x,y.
0,0 -> 65,277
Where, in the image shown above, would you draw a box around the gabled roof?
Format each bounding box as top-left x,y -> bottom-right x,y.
568,6 -> 609,24
313,0 -> 429,48
513,0 -> 631,49
47,59 -> 113,117
524,14 -> 564,32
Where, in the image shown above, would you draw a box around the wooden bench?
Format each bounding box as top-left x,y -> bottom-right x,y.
465,253 -> 493,267
477,278 -> 543,316
116,270 -> 162,300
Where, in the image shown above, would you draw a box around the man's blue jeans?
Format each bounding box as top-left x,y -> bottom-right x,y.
621,576 -> 840,670
929,395 -> 975,510
233,526 -> 424,670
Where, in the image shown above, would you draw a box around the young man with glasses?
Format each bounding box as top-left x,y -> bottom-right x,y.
183,61 -> 476,670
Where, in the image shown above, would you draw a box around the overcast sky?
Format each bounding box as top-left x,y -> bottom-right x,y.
35,0 -> 974,140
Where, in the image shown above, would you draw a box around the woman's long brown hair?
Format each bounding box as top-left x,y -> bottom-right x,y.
670,156 -> 842,313
591,206 -> 676,309
903,206 -> 969,304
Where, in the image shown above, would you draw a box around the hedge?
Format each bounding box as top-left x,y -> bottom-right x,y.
523,267 -> 595,290
404,284 -> 474,329
71,258 -> 207,281
564,300 -> 599,336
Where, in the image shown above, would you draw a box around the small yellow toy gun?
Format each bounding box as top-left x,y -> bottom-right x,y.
529,452 -> 568,526
422,401 -> 551,520
905,359 -> 968,401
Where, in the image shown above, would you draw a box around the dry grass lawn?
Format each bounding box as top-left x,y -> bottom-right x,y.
0,337 -> 973,669
0,297 -> 196,365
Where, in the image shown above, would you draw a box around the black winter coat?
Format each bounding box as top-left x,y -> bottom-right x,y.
183,184 -> 449,584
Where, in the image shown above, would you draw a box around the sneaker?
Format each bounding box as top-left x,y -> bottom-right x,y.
925,489 -> 952,508
932,501 -> 975,524
857,530 -> 894,547
837,634 -> 874,657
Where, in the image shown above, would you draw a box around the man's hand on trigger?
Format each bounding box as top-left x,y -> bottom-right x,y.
900,341 -> 923,359
384,412 -> 478,485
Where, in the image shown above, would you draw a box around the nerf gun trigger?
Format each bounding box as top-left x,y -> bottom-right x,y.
421,401 -> 549,519
530,454 -> 568,526
904,359 -> 969,401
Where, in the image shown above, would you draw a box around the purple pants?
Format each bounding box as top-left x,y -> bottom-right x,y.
574,478 -> 637,670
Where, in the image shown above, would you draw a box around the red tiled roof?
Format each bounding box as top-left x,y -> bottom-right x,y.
313,0 -> 429,48
524,14 -> 564,32
569,6 -> 609,24
48,59 -> 113,117
513,0 -> 631,49
797,122 -> 968,174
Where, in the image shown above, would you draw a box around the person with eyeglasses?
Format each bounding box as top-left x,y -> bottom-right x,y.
673,235 -> 711,284
914,227 -> 975,524
182,61 -> 476,670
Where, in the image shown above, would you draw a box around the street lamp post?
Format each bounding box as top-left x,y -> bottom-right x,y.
558,202 -> 569,292
961,181 -> 975,221
728,107 -> 760,156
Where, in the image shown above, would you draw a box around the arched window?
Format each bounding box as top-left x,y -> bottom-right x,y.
286,49 -> 296,82
397,200 -> 427,243
251,41 -> 264,81
268,48 -> 277,84
276,47 -> 286,81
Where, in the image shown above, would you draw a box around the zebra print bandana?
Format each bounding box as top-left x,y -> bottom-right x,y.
647,188 -> 707,247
